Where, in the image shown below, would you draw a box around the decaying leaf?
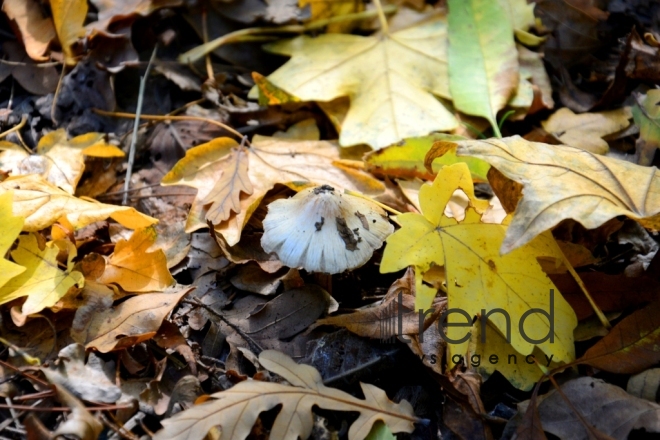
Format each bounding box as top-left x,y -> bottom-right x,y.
299,0 -> 363,33
580,300 -> 660,374
162,136 -> 384,245
542,107 -> 632,154
0,191 -> 25,290
441,136 -> 660,253
97,226 -> 175,292
0,174 -> 156,231
518,377 -> 660,440
88,0 -> 183,32
0,129 -> 124,194
0,234 -> 84,316
261,185 -> 393,274
380,163 -> 577,384
447,0 -> 519,133
263,17 -> 458,149
2,0 -> 56,61
627,368 -> 660,402
84,287 -> 193,352
154,350 -> 417,440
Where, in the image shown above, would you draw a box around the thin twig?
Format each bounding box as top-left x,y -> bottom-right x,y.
123,45 -> 158,205
92,109 -> 246,143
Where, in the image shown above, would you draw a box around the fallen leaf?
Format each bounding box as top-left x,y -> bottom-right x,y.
252,71 -> 300,106
364,134 -> 490,182
632,90 -> 660,165
42,343 -> 122,402
580,300 -> 660,374
264,17 -> 458,149
97,227 -> 175,292
154,350 -> 417,440
0,41 -> 59,95
0,234 -> 84,316
380,163 -> 577,380
162,136 -> 384,245
316,270 -> 444,340
527,377 -> 660,440
0,191 -> 25,290
0,129 -> 124,194
513,383 -> 547,440
442,136 -> 660,252
447,0 -> 519,134
299,0 -> 363,33
0,174 -> 157,231
201,146 -> 253,223
51,0 -> 87,65
627,368 -> 660,402
365,421 -> 396,440
542,107 -> 632,154
84,287 -> 192,352
2,0 -> 56,60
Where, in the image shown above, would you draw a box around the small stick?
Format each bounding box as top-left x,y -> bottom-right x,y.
123,45 -> 158,205
92,109 -> 246,143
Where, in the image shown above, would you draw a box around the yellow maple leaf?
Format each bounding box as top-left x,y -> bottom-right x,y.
0,129 -> 124,194
0,234 -> 84,315
162,136 -> 384,245
0,174 -> 156,231
0,191 -> 26,290
97,226 -> 174,292
263,17 -> 458,149
51,0 -> 87,65
380,163 -> 577,375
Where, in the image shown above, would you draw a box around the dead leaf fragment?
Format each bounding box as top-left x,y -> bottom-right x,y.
2,0 -> 56,60
51,0 -> 87,65
85,287 -> 192,352
542,107 -> 632,154
154,350 -> 417,440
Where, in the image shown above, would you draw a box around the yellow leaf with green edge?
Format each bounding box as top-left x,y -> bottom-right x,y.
364,134 -> 490,181
51,0 -> 87,65
447,0 -> 519,136
0,174 -> 156,231
0,234 -> 84,315
380,163 -> 576,370
0,191 -> 25,290
264,17 -> 458,150
98,227 -> 174,292
162,136 -> 384,245
0,129 -> 124,194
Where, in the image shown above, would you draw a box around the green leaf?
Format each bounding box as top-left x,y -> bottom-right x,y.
447,0 -> 519,136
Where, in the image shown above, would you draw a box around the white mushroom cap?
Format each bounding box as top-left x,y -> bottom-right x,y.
261,185 -> 394,274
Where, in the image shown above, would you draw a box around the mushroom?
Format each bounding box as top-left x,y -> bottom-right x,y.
261,185 -> 394,274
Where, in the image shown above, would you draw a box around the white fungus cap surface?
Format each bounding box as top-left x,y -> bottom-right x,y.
261,185 -> 394,274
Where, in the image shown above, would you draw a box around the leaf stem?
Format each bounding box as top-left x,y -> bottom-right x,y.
373,0 -> 390,34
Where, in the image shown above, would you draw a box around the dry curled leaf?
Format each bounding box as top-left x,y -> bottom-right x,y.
154,350 -> 417,440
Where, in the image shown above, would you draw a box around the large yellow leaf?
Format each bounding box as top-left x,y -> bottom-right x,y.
154,350 -> 417,440
445,136 -> 660,253
380,163 -> 577,372
97,227 -> 174,292
0,174 -> 156,231
162,136 -> 384,245
0,129 -> 124,194
263,17 -> 458,149
50,0 -> 87,65
447,0 -> 519,135
0,234 -> 84,315
2,0 -> 56,60
0,191 -> 25,290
